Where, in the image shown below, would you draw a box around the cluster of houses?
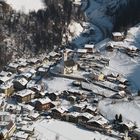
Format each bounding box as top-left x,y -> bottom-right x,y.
105,32 -> 140,58
0,36 -> 139,139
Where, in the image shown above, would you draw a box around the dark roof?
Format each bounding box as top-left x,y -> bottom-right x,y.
64,60 -> 76,67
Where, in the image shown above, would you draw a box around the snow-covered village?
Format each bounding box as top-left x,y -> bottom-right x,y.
0,0 -> 140,140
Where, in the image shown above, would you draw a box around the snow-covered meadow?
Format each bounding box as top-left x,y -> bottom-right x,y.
6,0 -> 45,13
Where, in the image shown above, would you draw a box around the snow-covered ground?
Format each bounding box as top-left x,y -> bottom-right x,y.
6,0 -> 45,13
34,119 -> 117,140
98,97 -> 140,128
42,77 -> 74,93
101,25 -> 140,90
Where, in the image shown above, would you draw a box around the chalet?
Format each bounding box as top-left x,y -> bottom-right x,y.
20,125 -> 34,135
78,112 -> 93,123
29,69 -> 36,75
6,104 -> 21,114
35,98 -> 55,111
27,58 -> 41,66
15,89 -> 35,103
30,84 -> 42,95
106,42 -> 114,52
0,76 -> 11,85
26,80 -> 36,89
13,77 -> 28,90
117,77 -> 128,85
28,112 -> 40,121
72,104 -> 86,112
0,71 -> 12,79
0,82 -> 14,97
49,51 -> 60,61
37,67 -> 48,76
106,76 -> 117,83
13,131 -> 29,140
21,104 -> 34,114
133,128 -> 140,139
51,107 -> 68,119
112,32 -> 124,41
126,45 -> 138,53
0,121 -> 16,140
86,115 -> 109,130
67,89 -> 85,100
47,91 -> 61,101
6,62 -> 19,73
65,112 -> 80,123
18,61 -> 28,69
41,55 -> 49,64
120,121 -> 135,132
84,44 -> 95,53
111,91 -> 126,99
83,106 -> 98,115
20,72 -> 32,81
36,90 -> 47,98
76,49 -> 87,54
89,72 -> 104,81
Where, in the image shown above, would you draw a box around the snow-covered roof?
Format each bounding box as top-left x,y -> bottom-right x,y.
120,121 -> 135,128
67,112 -> 80,117
118,77 -> 128,83
84,44 -> 94,49
73,0 -> 81,5
36,97 -> 51,104
21,125 -> 34,132
79,112 -> 93,119
29,69 -> 36,74
27,58 -> 39,64
88,115 -> 108,125
73,104 -> 86,109
16,89 -> 35,97
14,131 -> 29,139
20,72 -> 32,79
22,104 -> 34,111
0,82 -> 13,89
49,51 -> 59,57
77,49 -> 87,53
0,76 -> 11,83
26,80 -> 36,88
8,62 -> 19,68
14,77 -> 28,86
52,107 -> 68,114
118,90 -> 126,96
112,32 -> 123,37
86,106 -> 97,112
28,112 -> 40,119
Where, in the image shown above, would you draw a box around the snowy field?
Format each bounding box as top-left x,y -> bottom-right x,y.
99,97 -> 140,128
34,119 -> 117,140
42,77 -> 74,93
6,0 -> 45,13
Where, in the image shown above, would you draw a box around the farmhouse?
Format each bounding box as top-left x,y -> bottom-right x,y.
15,89 -> 35,103
35,98 -> 55,111
78,112 -> 93,123
84,44 -> 95,53
112,32 -> 124,41
87,115 -> 109,129
89,72 -> 104,81
0,82 -> 14,97
65,112 -> 80,123
51,107 -> 68,119
13,77 -> 28,90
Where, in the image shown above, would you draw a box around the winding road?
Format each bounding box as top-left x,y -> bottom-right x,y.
82,0 -> 111,42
